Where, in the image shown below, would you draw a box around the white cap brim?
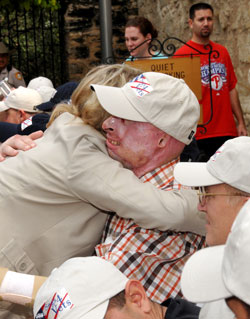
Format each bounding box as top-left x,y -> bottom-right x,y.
91,84 -> 146,122
174,162 -> 222,187
181,245 -> 232,303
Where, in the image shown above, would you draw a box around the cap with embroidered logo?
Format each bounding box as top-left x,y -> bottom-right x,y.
34,257 -> 128,319
91,72 -> 200,145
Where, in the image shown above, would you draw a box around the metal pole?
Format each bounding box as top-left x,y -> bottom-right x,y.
99,0 -> 114,64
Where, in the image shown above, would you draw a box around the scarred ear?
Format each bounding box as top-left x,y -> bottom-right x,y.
125,279 -> 151,313
158,134 -> 170,148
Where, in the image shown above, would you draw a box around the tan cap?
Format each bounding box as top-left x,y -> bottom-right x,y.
34,257 -> 128,319
91,72 -> 200,145
0,87 -> 43,113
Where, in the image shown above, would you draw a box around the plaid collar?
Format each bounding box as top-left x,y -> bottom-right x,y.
140,157 -> 181,190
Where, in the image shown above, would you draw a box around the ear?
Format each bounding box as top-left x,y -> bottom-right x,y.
125,280 -> 151,313
158,134 -> 170,148
19,109 -> 27,122
145,33 -> 152,41
188,18 -> 193,29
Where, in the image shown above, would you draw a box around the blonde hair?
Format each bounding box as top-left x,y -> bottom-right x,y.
47,64 -> 142,131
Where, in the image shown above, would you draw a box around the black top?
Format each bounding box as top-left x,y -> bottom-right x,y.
180,138 -> 200,162
163,298 -> 200,319
0,113 -> 49,143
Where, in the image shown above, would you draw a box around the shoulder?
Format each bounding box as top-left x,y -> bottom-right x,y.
163,297 -> 200,318
0,121 -> 19,143
46,112 -> 106,150
174,41 -> 194,55
210,41 -> 230,54
20,113 -> 50,135
151,52 -> 168,59
9,67 -> 23,78
8,66 -> 26,87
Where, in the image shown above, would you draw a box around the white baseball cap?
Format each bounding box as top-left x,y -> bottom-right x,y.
28,76 -> 54,90
34,257 -> 128,319
36,86 -> 57,103
181,199 -> 250,305
174,136 -> 250,193
91,72 -> 200,145
0,87 -> 43,113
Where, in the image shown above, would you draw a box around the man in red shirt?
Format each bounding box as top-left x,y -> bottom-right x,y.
175,2 -> 247,161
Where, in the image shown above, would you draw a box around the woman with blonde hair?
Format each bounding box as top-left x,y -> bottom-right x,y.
48,63 -> 137,131
0,64 -> 206,318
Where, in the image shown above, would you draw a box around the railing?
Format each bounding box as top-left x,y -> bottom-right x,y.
106,37 -> 220,132
0,4 -> 67,87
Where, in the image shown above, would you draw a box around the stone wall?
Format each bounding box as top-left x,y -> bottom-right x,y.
64,0 -> 250,132
138,0 -> 250,132
64,0 -> 138,81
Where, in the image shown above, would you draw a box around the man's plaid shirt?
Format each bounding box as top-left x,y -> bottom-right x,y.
95,158 -> 205,303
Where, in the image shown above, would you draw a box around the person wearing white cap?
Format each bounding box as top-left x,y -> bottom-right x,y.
0,65 -> 206,319
34,257 -> 201,319
92,72 -> 205,303
0,65 -> 204,275
0,257 -> 200,319
0,81 -> 75,143
180,199 -> 250,319
0,86 -> 42,124
174,136 -> 250,247
174,136 -> 250,318
27,76 -> 54,90
27,76 -> 57,104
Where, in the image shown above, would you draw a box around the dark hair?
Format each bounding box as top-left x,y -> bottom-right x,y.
125,16 -> 158,39
189,2 -> 214,19
107,290 -> 126,310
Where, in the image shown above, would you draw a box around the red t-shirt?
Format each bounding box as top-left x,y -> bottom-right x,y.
175,40 -> 237,140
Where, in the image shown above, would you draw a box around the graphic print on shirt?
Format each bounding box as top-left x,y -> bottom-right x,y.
201,62 -> 227,91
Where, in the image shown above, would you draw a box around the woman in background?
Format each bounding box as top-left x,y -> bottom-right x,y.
125,16 -> 164,60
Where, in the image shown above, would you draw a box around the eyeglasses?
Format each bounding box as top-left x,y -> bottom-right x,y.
196,186 -> 246,206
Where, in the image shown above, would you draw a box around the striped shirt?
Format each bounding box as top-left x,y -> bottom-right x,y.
95,158 -> 205,303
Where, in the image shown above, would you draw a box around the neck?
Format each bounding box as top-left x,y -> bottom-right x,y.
133,156 -> 178,178
191,34 -> 210,45
151,301 -> 167,319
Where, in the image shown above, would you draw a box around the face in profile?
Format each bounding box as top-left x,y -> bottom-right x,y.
198,184 -> 246,246
102,116 -> 163,175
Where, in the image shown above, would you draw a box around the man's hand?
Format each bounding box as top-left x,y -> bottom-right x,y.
0,130 -> 43,162
237,122 -> 248,136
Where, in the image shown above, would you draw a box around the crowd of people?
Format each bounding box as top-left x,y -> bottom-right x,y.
0,2 -> 248,319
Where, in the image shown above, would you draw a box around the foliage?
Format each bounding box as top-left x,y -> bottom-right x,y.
0,0 -> 60,11
0,4 -> 67,86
